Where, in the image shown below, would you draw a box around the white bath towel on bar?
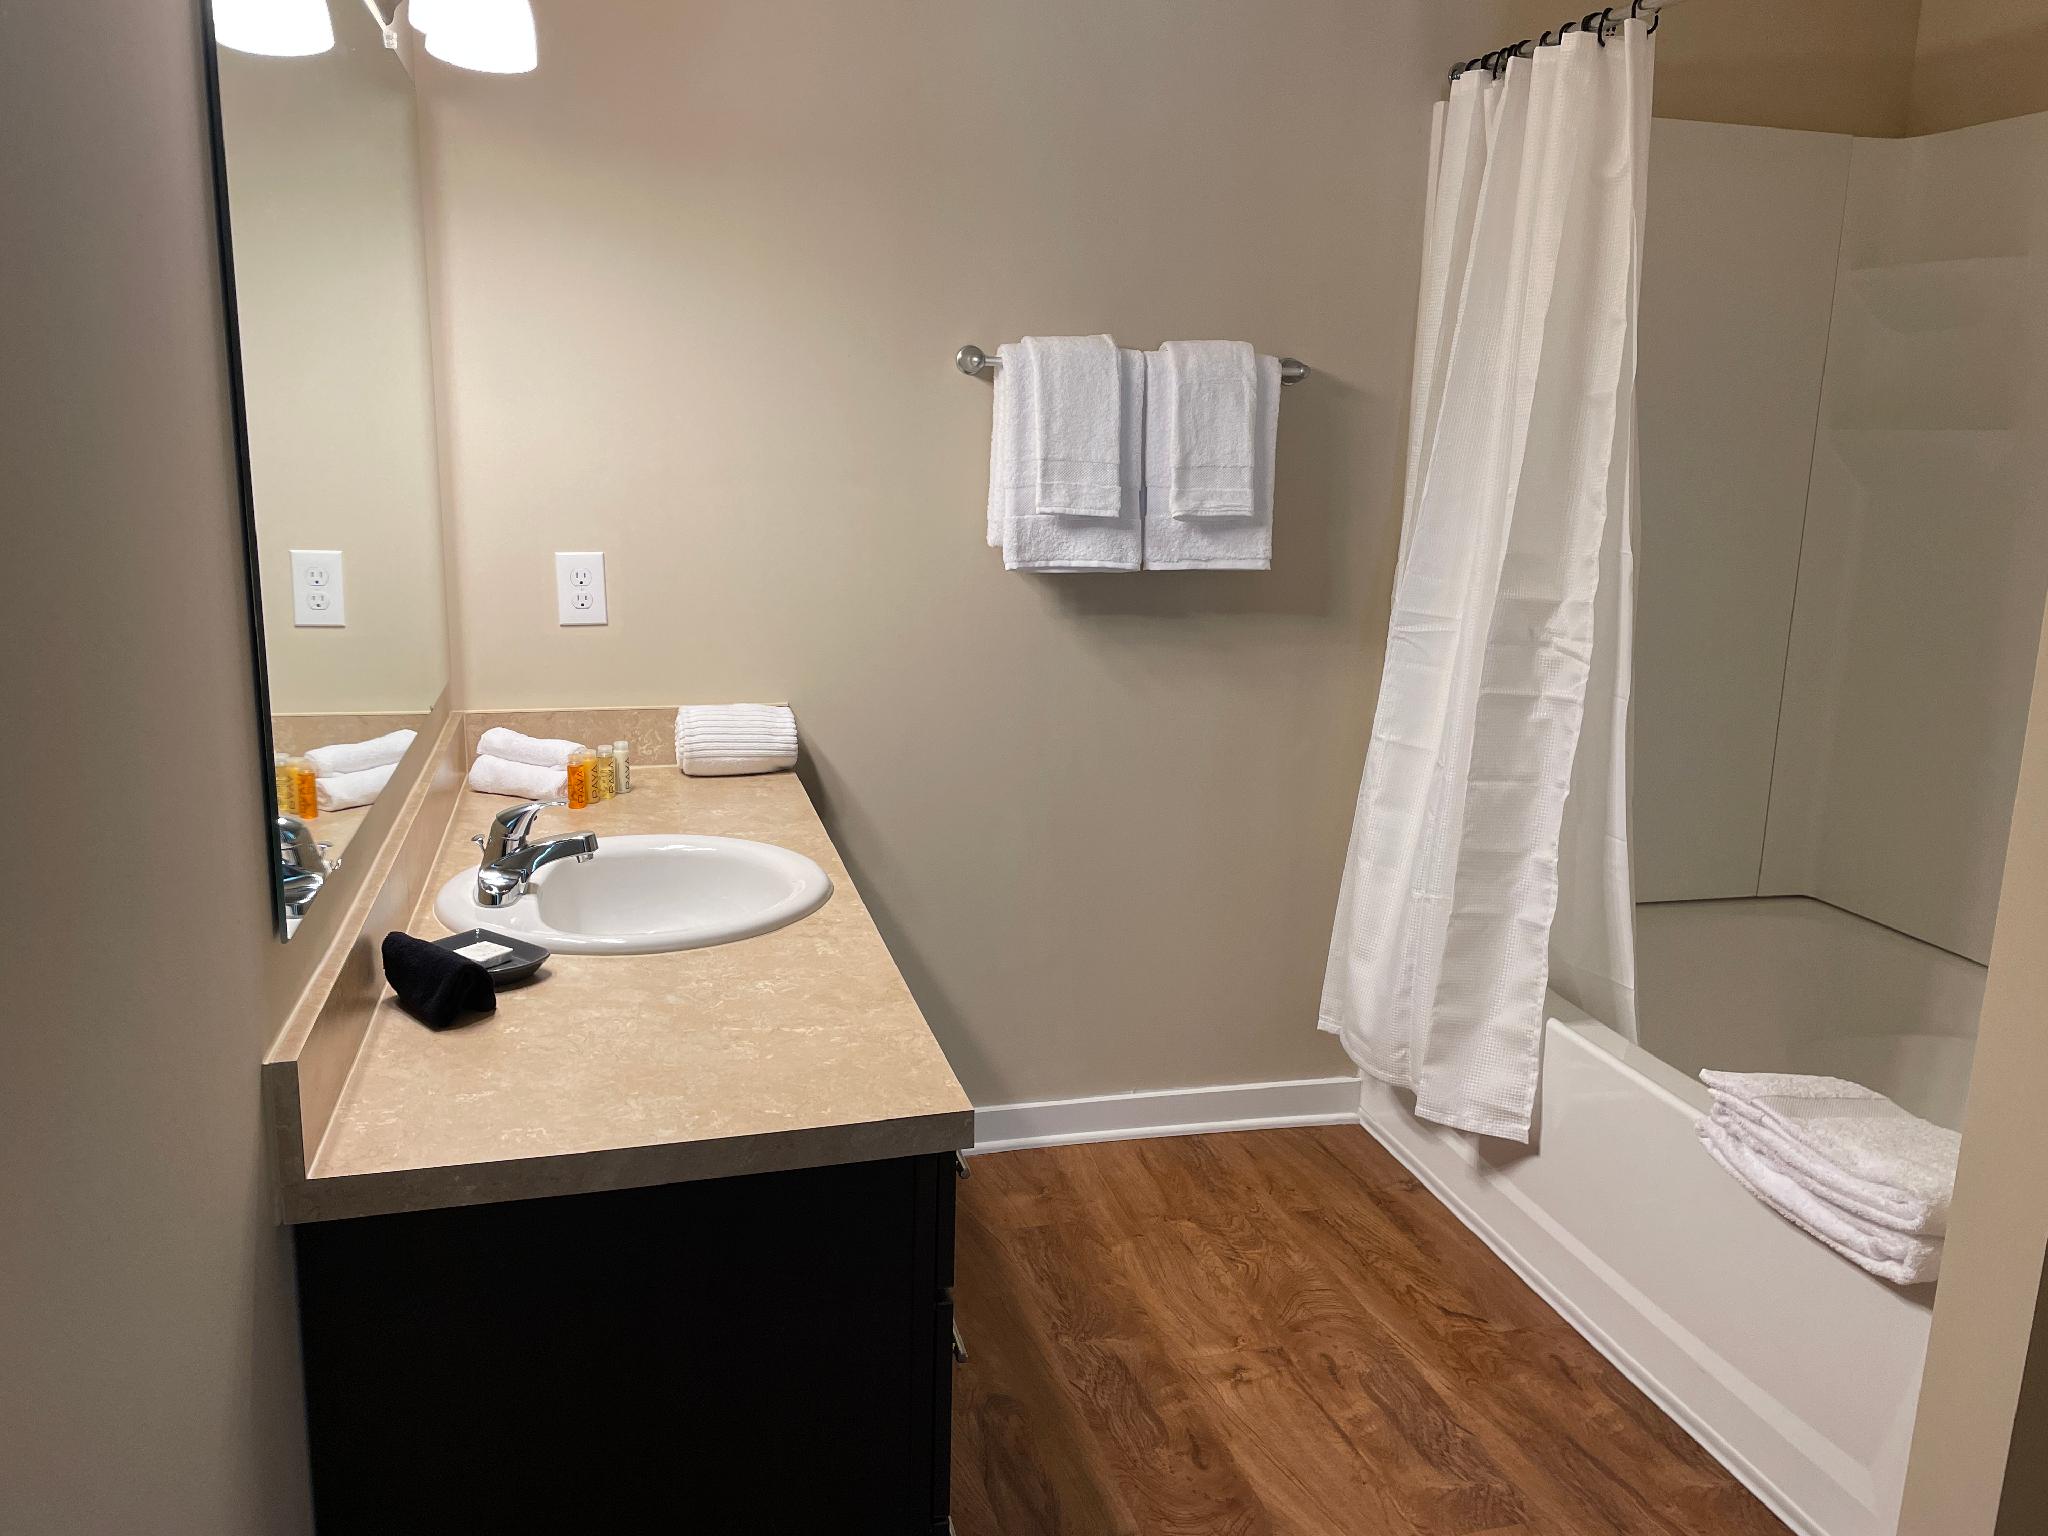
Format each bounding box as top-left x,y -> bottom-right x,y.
1701,1070 -> 1959,1236
1158,339 -> 1258,517
1699,1112 -> 1943,1285
1143,349 -> 1279,570
303,728 -> 416,778
1023,334 -> 1123,517
987,342 -> 1143,572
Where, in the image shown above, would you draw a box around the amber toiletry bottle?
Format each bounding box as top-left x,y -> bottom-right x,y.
566,748 -> 594,810
290,757 -> 319,819
594,744 -> 617,801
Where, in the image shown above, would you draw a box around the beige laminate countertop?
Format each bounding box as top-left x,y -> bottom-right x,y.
288,770 -> 972,1223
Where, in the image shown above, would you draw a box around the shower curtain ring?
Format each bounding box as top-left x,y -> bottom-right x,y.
1584,10 -> 1606,43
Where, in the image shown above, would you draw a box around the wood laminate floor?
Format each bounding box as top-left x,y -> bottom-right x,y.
949,1125 -> 1788,1536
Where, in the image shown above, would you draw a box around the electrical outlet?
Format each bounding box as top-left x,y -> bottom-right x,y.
555,551 -> 608,625
290,549 -> 346,627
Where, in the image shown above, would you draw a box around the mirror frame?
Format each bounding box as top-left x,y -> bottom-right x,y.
198,2 -> 291,940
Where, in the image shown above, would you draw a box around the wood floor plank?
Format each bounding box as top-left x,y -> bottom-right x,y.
951,1125 -> 1787,1536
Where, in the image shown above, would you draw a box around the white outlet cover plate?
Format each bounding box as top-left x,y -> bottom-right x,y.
555,550 -> 608,625
290,549 -> 346,627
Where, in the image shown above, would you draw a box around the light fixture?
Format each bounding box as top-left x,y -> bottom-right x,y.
408,0 -> 538,74
212,0 -> 337,57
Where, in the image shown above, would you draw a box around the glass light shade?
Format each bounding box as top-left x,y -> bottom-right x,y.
420,0 -> 537,74
212,0 -> 335,57
405,0 -> 447,34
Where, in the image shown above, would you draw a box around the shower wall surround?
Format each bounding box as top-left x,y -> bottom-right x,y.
1635,111 -> 2048,963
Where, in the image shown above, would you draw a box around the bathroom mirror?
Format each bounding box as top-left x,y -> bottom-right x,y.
1630,114 -> 2048,1134
207,2 -> 450,937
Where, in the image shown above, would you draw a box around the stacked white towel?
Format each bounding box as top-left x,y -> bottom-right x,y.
676,704 -> 798,777
986,336 -> 1143,572
304,728 -> 415,810
304,729 -> 416,778
316,764 -> 395,812
1697,1070 -> 1960,1286
1143,346 -> 1280,570
469,726 -> 583,798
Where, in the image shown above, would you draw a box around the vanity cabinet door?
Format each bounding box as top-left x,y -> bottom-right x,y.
295,1152 -> 959,1534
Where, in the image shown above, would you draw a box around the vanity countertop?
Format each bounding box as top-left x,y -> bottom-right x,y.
282,769 -> 973,1223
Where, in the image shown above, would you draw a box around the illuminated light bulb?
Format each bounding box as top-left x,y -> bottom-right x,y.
212,0 -> 336,57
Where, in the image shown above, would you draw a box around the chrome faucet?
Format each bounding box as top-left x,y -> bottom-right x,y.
470,798 -> 598,908
277,814 -> 336,919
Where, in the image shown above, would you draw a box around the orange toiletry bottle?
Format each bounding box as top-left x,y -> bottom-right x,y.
291,757 -> 319,819
566,748 -> 593,810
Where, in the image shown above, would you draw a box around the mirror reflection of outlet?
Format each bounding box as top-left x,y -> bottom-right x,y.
290,549 -> 346,627
555,551 -> 607,626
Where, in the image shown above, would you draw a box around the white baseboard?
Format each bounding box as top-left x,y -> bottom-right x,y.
970,1074 -> 1363,1155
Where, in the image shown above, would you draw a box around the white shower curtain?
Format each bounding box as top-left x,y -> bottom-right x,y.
1319,23 -> 1651,1142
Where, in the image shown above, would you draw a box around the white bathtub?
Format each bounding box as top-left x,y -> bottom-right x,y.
1356,897 -> 1983,1536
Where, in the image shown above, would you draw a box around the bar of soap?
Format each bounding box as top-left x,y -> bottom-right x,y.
453,939 -> 515,964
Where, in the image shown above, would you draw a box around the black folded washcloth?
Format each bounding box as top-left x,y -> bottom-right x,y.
382,931 -> 497,1030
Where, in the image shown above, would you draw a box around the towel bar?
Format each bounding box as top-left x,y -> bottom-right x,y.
955,343 -> 1307,385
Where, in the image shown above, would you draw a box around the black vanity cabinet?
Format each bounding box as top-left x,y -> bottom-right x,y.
294,1152 -> 959,1534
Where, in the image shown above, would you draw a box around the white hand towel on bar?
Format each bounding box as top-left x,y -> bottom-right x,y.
987,342 -> 1142,572
315,762 -> 395,812
1160,339 -> 1258,517
1699,1111 -> 1943,1285
468,754 -> 568,799
303,728 -> 416,778
477,726 -> 586,769
1701,1070 -> 1959,1236
676,704 -> 799,776
1143,349 -> 1279,570
1023,334 -> 1123,517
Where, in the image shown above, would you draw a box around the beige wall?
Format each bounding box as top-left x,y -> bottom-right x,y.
1503,0 -> 2048,138
1911,0 -> 2048,134
0,3 -> 312,1532
218,2 -> 448,714
1501,0 -> 1923,136
415,0 -> 1524,1106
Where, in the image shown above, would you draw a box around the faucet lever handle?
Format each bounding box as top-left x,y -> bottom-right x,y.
481,797 -> 568,860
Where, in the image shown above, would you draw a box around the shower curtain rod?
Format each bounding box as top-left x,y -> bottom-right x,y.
1451,0 -> 1682,80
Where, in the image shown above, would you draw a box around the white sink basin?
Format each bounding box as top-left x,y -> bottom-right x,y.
433,832 -> 832,955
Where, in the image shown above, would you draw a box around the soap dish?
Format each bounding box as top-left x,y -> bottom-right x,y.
432,928 -> 551,986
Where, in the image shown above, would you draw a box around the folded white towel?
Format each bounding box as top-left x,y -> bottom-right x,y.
315,762 -> 395,811
303,729 -> 416,778
1699,1112 -> 1942,1285
476,726 -> 586,769
468,754 -> 568,799
1023,334 -> 1123,517
987,343 -> 1144,572
1160,339 -> 1258,517
1143,350 -> 1278,570
676,704 -> 799,777
1701,1070 -> 1959,1236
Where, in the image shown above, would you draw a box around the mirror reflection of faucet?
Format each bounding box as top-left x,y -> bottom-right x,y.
468,799 -> 599,908
277,814 -> 336,919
